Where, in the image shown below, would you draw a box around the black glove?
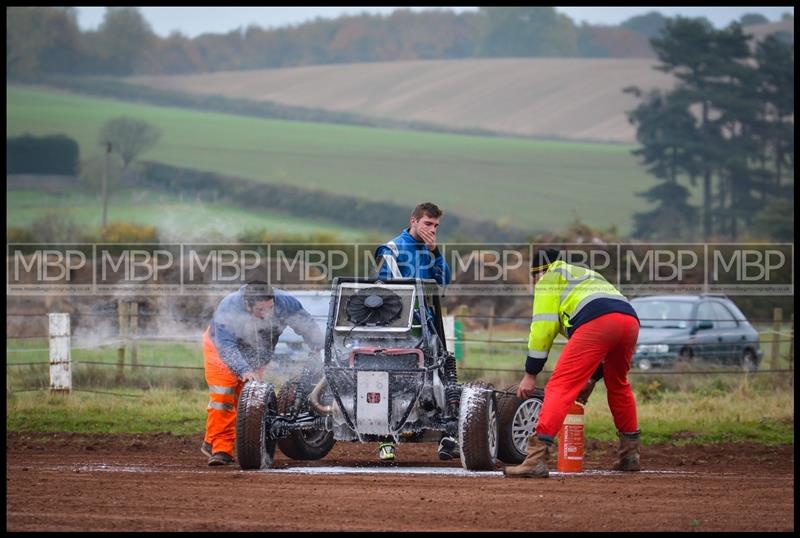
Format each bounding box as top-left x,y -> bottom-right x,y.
576,378 -> 597,405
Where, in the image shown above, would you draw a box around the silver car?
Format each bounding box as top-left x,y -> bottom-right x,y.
630,295 -> 763,372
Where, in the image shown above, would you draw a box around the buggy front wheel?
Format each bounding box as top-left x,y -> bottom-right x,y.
236,381 -> 278,470
458,381 -> 498,471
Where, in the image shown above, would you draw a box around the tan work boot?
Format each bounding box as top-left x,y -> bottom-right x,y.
503,436 -> 552,478
613,431 -> 641,471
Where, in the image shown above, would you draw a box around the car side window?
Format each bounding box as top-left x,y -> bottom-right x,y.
696,302 -> 715,327
711,302 -> 738,329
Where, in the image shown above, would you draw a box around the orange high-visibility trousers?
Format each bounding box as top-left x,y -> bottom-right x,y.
203,328 -> 244,457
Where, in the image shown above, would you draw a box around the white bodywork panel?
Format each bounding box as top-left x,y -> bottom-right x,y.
356,371 -> 390,434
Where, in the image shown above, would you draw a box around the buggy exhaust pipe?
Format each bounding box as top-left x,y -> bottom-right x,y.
308,377 -> 333,415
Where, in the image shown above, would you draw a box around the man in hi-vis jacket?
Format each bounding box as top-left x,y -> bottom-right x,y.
504,248 -> 641,478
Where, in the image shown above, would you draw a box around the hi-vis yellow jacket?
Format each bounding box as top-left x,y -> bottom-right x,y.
527,260 -> 630,362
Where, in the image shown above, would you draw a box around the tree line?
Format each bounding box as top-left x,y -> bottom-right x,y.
7,7 -> 790,79
626,17 -> 794,242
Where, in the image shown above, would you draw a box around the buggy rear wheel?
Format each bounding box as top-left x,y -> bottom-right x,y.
496,385 -> 544,464
276,375 -> 336,460
235,381 -> 277,470
458,381 -> 498,471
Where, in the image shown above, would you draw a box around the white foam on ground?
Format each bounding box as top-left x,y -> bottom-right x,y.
21,463 -> 699,477
270,466 -> 500,477
267,467 -> 698,477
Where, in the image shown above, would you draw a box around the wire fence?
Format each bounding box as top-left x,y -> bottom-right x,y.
6,338 -> 793,368
5,311 -> 794,323
5,308 -> 794,396
6,387 -> 145,398
9,359 -> 794,373
6,337 -> 795,353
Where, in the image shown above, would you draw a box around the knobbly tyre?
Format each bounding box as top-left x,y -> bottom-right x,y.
235,277 -> 545,471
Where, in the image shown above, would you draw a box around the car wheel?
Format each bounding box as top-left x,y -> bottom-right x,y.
741,349 -> 758,373
496,385 -> 544,464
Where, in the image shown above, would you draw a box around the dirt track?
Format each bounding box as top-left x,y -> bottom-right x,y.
6,432 -> 794,531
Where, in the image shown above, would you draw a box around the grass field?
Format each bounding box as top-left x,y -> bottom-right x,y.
6,382 -> 793,444
6,85 -> 683,236
6,322 -> 793,442
7,189 -> 370,241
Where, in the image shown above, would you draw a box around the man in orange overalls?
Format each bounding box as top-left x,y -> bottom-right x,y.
202,281 -> 323,466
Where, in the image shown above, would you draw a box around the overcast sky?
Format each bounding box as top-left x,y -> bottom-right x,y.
73,6 -> 794,38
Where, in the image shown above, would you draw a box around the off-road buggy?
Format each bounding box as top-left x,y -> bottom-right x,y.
235,277 -> 544,471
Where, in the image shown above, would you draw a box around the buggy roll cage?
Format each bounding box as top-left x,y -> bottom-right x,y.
323,277 -> 449,360
318,277 -> 456,436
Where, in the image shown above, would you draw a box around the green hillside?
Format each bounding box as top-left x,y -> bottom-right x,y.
6,190 -> 366,241
6,85 -> 674,235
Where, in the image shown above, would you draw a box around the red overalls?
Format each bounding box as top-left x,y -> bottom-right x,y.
535,312 -> 640,439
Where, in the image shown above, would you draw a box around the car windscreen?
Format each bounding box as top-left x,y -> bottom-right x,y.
631,300 -> 695,329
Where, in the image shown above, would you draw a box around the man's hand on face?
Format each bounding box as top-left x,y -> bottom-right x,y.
418,226 -> 437,252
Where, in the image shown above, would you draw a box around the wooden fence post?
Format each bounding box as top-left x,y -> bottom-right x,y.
116,299 -> 128,382
48,313 -> 71,393
130,301 -> 138,366
771,307 -> 783,369
487,304 -> 495,354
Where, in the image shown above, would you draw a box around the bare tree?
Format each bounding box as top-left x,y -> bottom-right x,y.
98,116 -> 162,171
96,116 -> 161,229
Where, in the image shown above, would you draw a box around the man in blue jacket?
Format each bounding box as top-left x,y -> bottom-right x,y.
373,202 -> 457,462
202,281 -> 323,465
375,202 -> 452,286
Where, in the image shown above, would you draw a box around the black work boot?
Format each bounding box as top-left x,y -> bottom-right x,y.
503,435 -> 553,478
208,452 -> 235,466
613,431 -> 641,471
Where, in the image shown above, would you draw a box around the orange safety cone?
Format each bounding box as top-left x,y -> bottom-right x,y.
557,401 -> 585,472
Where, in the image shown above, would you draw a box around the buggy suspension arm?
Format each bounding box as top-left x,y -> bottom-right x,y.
267,413 -> 333,439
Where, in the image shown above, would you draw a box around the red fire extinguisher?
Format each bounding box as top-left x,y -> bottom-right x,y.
557,401 -> 585,472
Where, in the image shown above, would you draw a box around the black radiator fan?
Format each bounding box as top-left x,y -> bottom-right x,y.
346,287 -> 404,326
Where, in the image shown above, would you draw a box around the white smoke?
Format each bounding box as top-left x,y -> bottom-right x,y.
151,198 -> 244,243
